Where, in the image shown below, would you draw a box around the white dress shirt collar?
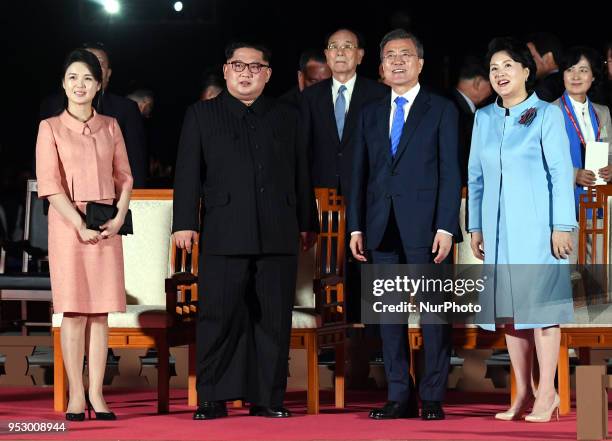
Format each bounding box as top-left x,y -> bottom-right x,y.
457,89 -> 476,113
391,83 -> 420,107
568,95 -> 595,142
389,83 -> 421,131
332,74 -> 358,112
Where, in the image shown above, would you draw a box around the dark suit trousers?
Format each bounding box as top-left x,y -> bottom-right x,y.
371,211 -> 451,403
196,252 -> 297,407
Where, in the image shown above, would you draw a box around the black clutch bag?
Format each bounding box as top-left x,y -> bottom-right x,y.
85,202 -> 133,235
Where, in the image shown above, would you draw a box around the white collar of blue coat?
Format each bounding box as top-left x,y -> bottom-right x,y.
492,92 -> 540,117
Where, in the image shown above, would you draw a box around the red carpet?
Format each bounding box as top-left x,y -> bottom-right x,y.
0,387 -> 592,440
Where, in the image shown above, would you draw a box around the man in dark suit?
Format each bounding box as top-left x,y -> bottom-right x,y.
299,28 -> 388,333
279,49 -> 331,110
449,56 -> 492,185
39,43 -> 147,188
300,28 -> 388,197
173,42 -> 318,420
349,29 -> 461,421
526,32 -> 565,103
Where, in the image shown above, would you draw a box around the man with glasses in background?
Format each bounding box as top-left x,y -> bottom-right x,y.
172,42 -> 318,421
299,28 -> 387,197
298,29 -> 388,382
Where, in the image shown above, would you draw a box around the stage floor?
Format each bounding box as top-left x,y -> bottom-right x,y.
0,388 -> 592,441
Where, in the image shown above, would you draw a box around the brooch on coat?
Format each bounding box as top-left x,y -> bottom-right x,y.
518,107 -> 537,127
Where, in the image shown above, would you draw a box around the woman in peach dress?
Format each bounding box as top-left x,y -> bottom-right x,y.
35,49 -> 132,421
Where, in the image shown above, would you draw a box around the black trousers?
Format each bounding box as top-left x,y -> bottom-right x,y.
196,252 -> 297,407
371,211 -> 452,403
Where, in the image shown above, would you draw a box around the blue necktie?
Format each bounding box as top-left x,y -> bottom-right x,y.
390,96 -> 407,157
334,85 -> 347,139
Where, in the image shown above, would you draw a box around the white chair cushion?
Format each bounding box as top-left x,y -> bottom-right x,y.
294,247 -> 316,308
53,305 -> 170,328
456,197 -> 482,265
292,308 -> 321,329
122,199 -> 173,306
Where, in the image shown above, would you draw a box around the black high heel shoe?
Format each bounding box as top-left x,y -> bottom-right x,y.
65,411 -> 85,422
86,393 -> 117,420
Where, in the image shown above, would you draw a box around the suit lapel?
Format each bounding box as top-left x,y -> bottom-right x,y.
375,93 -> 393,166
393,88 -> 430,165
317,79 -> 340,144
452,89 -> 472,115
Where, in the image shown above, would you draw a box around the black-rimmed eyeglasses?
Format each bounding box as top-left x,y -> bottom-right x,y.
228,61 -> 270,74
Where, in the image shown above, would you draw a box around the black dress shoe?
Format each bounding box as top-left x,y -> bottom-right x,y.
193,401 -> 228,420
369,400 -> 419,419
249,405 -> 291,418
421,400 -> 445,420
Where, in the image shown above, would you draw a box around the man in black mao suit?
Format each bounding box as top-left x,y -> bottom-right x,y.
349,29 -> 461,421
172,42 -> 318,420
39,43 -> 147,188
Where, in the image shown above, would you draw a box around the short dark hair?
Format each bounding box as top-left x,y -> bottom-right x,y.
560,46 -> 602,77
200,68 -> 225,93
298,49 -> 326,72
486,37 -> 537,89
62,48 -> 103,84
80,41 -> 111,68
324,28 -> 365,49
127,88 -> 154,101
379,28 -> 424,60
457,55 -> 488,81
560,46 -> 604,100
224,41 -> 271,64
526,32 -> 564,65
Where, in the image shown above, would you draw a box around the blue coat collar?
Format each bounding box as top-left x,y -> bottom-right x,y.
492,92 -> 540,117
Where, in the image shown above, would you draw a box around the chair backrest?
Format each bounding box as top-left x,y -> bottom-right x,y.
122,190 -> 174,306
294,188 -> 347,311
579,187 -> 609,266
314,188 -> 345,278
23,179 -> 49,271
454,191 -> 482,265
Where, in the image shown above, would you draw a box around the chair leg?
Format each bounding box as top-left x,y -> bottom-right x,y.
334,341 -> 345,409
409,347 -> 416,384
558,335 -> 571,415
53,329 -> 67,412
157,338 -> 170,414
188,343 -> 197,407
306,331 -> 319,415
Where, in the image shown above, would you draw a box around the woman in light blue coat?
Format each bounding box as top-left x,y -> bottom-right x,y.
468,38 -> 576,423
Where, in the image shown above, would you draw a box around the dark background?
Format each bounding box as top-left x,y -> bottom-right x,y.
0,0 -> 610,207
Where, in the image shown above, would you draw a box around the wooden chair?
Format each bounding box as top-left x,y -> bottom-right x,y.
290,187 -> 353,414
558,184 -> 612,415
52,189 -> 198,413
